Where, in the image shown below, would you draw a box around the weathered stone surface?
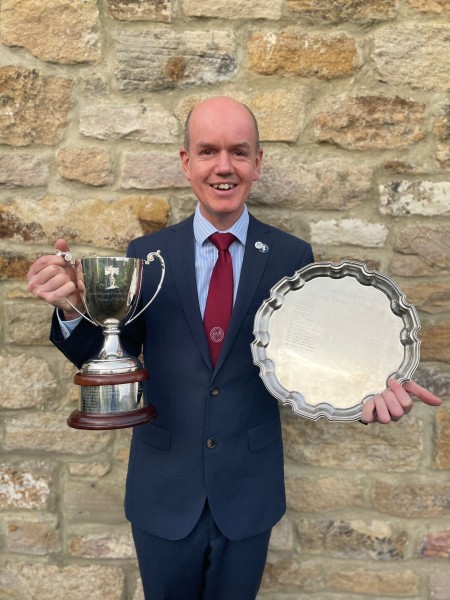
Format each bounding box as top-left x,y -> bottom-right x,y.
314,95 -> 426,150
261,557 -> 323,592
392,225 -> 450,274
57,147 -> 112,186
0,154 -> 48,187
0,251 -> 36,280
430,571 -> 450,600
434,104 -> 450,168
80,104 -> 179,143
183,0 -> 282,19
380,181 -> 450,216
0,0 -> 101,64
288,0 -> 398,23
5,299 -> 54,345
310,218 -> 388,247
373,477 -> 450,517
5,515 -> 60,555
0,195 -> 169,249
419,320 -> 450,362
247,31 -> 360,79
0,67 -> 73,146
295,517 -> 407,559
251,154 -> 372,209
285,473 -> 365,513
400,280 -> 450,314
434,409 -> 450,469
408,0 -> 450,16
3,414 -> 111,455
414,364 -> 450,399
121,151 -> 188,189
282,411 -> 422,471
420,530 -> 450,558
328,567 -> 419,595
115,30 -> 237,91
372,25 -> 450,90
107,0 -> 171,22
68,527 -> 135,558
0,564 -> 124,600
0,461 -> 55,510
177,88 -> 308,143
64,480 -> 126,523
68,462 -> 111,477
0,354 -> 57,409
269,516 -> 294,551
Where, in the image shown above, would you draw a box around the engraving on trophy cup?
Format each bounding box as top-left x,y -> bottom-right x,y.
57,250 -> 165,430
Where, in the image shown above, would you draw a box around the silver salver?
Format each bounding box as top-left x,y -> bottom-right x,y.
251,260 -> 421,421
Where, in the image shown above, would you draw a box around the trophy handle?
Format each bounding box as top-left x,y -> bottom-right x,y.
56,249 -> 98,326
125,250 -> 166,325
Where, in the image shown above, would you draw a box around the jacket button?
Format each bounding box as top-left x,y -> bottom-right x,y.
210,387 -> 220,396
206,438 -> 216,448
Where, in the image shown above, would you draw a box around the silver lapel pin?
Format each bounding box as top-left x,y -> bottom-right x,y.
255,241 -> 269,253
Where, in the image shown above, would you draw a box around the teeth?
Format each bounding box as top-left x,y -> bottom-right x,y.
212,184 -> 236,190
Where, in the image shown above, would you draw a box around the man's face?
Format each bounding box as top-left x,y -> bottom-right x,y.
180,98 -> 263,230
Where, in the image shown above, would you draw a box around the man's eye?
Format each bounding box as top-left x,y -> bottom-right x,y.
234,150 -> 247,157
199,149 -> 214,156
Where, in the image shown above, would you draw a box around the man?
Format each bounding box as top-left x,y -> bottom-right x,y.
27,97 -> 442,599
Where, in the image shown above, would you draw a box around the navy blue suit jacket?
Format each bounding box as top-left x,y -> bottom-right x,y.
52,214 -> 313,541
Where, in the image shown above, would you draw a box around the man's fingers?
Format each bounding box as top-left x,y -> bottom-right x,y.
402,379 -> 442,406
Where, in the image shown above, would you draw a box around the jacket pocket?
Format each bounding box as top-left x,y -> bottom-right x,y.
134,422 -> 172,450
248,417 -> 282,452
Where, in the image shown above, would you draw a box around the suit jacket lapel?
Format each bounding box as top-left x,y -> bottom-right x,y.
166,216 -> 212,369
214,215 -> 271,373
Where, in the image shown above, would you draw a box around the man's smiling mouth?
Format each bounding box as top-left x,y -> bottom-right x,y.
211,183 -> 237,190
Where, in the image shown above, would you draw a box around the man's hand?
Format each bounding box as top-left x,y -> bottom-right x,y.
361,378 -> 442,424
27,239 -> 85,320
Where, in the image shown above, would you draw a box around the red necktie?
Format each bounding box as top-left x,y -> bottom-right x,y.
204,233 -> 236,366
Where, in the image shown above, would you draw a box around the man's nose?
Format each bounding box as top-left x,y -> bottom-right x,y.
215,150 -> 233,173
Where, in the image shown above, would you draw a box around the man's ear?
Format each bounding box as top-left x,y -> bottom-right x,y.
180,148 -> 192,181
253,148 -> 263,181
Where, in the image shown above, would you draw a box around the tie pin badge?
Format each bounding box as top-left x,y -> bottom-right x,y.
255,241 -> 269,253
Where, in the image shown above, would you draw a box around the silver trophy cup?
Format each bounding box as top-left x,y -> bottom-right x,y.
58,251 -> 165,430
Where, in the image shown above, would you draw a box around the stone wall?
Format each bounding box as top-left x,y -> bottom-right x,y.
1,1 -> 450,599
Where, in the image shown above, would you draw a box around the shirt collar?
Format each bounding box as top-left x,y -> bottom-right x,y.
193,204 -> 249,247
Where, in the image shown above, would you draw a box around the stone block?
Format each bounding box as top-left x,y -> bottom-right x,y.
420,529 -> 450,558
5,515 -> 60,555
380,181 -> 450,217
0,461 -> 55,510
373,476 -> 450,517
400,280 -> 450,314
247,31 -> 360,79
295,517 -> 408,559
285,473 -> 365,513
57,147 -> 112,186
434,103 -> 450,169
372,25 -> 450,90
310,218 -> 388,247
0,154 -> 48,187
288,0 -> 398,23
251,154 -> 372,209
0,195 -> 169,249
408,0 -> 450,16
182,0 -> 282,19
0,353 -> 57,409
68,526 -> 135,559
64,480 -> 127,524
121,151 -> 188,189
107,0 -> 171,22
261,557 -> 323,592
434,409 -> 450,469
0,564 -> 124,600
0,67 -> 72,146
80,104 -> 179,143
0,0 -> 101,64
5,300 -> 54,346
430,570 -> 450,600
392,225 -> 450,273
328,566 -> 419,595
314,95 -> 425,150
3,413 -> 112,455
282,411 -> 422,471
115,30 -> 237,91
268,516 -> 294,551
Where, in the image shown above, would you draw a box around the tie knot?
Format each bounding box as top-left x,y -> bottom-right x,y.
209,233 -> 236,252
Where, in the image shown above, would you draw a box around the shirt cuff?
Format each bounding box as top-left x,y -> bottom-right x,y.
57,309 -> 82,339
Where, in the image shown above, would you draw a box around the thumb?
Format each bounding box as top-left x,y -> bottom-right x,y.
54,238 -> 70,254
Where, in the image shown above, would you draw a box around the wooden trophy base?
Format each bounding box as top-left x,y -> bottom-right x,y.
67,404 -> 158,430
